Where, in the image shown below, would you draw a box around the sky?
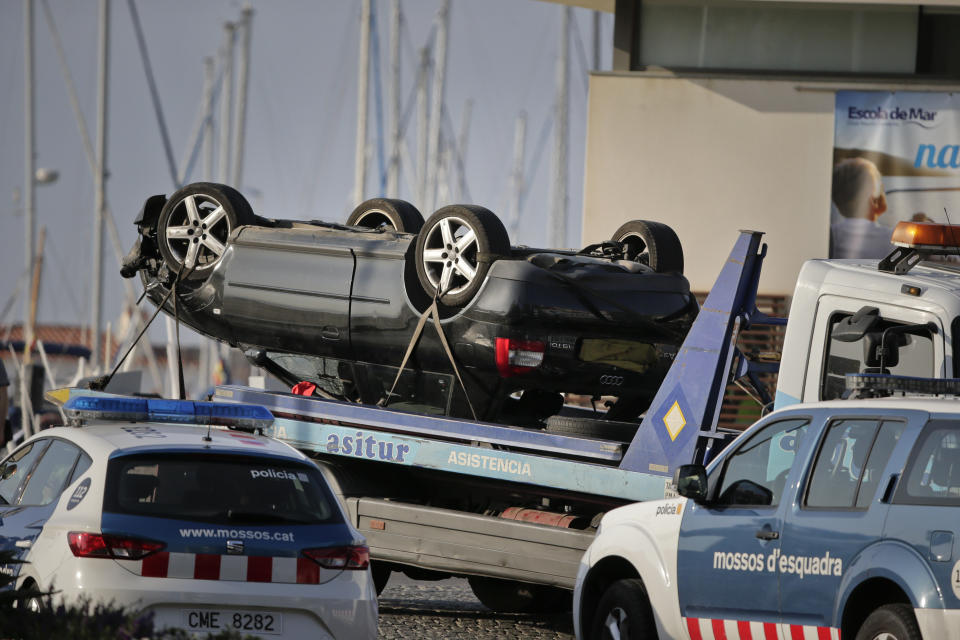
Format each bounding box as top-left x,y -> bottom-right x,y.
0,0 -> 611,342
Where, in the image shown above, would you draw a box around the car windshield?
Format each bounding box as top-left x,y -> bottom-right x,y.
103,453 -> 339,525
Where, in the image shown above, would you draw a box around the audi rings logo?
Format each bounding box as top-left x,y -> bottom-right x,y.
599,375 -> 623,386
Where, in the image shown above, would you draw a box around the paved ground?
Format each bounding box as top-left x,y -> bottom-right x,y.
377,574 -> 576,639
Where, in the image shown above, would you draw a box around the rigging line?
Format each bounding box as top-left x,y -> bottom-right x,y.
39,0 -> 96,177
0,268 -> 32,329
519,113 -> 554,212
371,2 -> 388,195
569,11 -> 591,97
440,105 -> 471,202
179,65 -> 225,186
127,0 -> 180,187
299,6 -> 356,213
41,234 -> 85,319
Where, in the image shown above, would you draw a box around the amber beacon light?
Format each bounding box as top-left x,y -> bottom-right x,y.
891,221 -> 960,250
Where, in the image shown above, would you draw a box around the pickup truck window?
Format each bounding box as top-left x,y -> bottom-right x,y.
822,313 -> 934,401
897,421 -> 960,505
715,418 -> 809,507
806,419 -> 905,509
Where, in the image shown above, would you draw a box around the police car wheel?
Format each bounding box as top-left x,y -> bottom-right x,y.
590,579 -> 656,640
854,604 -> 921,640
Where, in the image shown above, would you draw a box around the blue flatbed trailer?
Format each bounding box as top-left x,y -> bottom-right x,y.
212,230 -> 784,603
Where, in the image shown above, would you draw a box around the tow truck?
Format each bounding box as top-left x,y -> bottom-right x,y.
75,221 -> 960,612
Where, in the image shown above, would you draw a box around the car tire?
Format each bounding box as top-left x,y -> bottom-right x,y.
467,576 -> 566,613
415,205 -> 510,307
855,603 -> 922,640
347,198 -> 425,233
371,561 -> 391,596
544,415 -> 639,443
157,182 -> 256,281
611,220 -> 684,274
590,579 -> 656,640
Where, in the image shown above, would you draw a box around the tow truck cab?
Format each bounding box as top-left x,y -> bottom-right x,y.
777,221 -> 960,410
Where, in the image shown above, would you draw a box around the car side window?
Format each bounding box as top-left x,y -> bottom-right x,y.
714,418 -> 810,507
0,440 -> 51,506
821,313 -> 934,401
19,440 -> 82,506
896,422 -> 960,505
806,419 -> 904,509
69,452 -> 93,485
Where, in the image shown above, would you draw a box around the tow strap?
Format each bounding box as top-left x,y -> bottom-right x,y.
378,293 -> 478,421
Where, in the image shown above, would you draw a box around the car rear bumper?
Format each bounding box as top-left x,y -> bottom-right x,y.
916,607 -> 960,640
50,557 -> 378,640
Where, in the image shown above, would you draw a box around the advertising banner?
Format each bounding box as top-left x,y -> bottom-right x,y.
831,91 -> 960,259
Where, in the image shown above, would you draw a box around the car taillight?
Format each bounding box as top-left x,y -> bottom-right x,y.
67,532 -> 165,560
495,338 -> 545,377
302,545 -> 370,570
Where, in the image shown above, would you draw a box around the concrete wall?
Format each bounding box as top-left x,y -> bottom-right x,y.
582,71 -> 960,294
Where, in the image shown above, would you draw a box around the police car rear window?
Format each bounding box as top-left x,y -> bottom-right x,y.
896,421 -> 960,506
103,453 -> 340,525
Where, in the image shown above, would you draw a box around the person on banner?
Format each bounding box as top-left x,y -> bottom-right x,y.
830,157 -> 894,259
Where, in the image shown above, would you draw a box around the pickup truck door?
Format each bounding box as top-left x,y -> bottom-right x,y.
777,411 -> 919,632
677,416 -> 811,634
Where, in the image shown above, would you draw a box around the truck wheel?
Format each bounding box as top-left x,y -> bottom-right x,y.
590,579 -> 656,640
544,415 -> 639,443
347,198 -> 424,233
855,604 -> 921,640
467,576 -> 563,613
157,182 -> 256,280
611,220 -> 683,274
415,205 -> 510,308
371,561 -> 391,596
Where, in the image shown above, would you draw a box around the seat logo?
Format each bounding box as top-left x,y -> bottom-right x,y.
226,540 -> 244,555
599,375 -> 623,386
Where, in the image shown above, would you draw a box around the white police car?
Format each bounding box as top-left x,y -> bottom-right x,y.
0,394 -> 377,639
574,387 -> 960,640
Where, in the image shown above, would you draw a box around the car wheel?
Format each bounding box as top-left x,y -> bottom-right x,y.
415,205 -> 510,307
544,415 -> 639,443
611,220 -> 683,274
157,182 -> 256,281
854,604 -> 922,640
347,198 -> 425,233
590,579 -> 656,640
467,576 -> 566,613
371,561 -> 391,596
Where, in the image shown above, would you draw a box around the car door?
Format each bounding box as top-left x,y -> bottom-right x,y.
677,416 -> 811,634
778,414 -> 912,634
0,439 -> 88,584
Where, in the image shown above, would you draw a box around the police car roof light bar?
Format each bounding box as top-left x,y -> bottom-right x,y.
63,396 -> 274,432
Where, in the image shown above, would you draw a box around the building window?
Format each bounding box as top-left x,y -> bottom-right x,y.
636,1 -> 919,74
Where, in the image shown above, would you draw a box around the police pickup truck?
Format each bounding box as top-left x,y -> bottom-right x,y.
573,383 -> 960,640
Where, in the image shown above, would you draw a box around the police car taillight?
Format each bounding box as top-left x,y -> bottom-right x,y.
63,395 -> 273,432
495,338 -> 545,377
302,545 -> 370,570
68,532 -> 165,560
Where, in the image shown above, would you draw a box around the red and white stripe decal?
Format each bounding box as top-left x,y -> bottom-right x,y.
123,552 -> 328,584
684,617 -> 840,640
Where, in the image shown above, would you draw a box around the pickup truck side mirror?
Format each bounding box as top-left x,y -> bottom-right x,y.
673,464 -> 707,503
831,306 -> 880,342
1,464 -> 16,481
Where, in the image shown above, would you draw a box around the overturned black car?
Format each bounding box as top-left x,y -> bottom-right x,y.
122,182 -> 698,433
